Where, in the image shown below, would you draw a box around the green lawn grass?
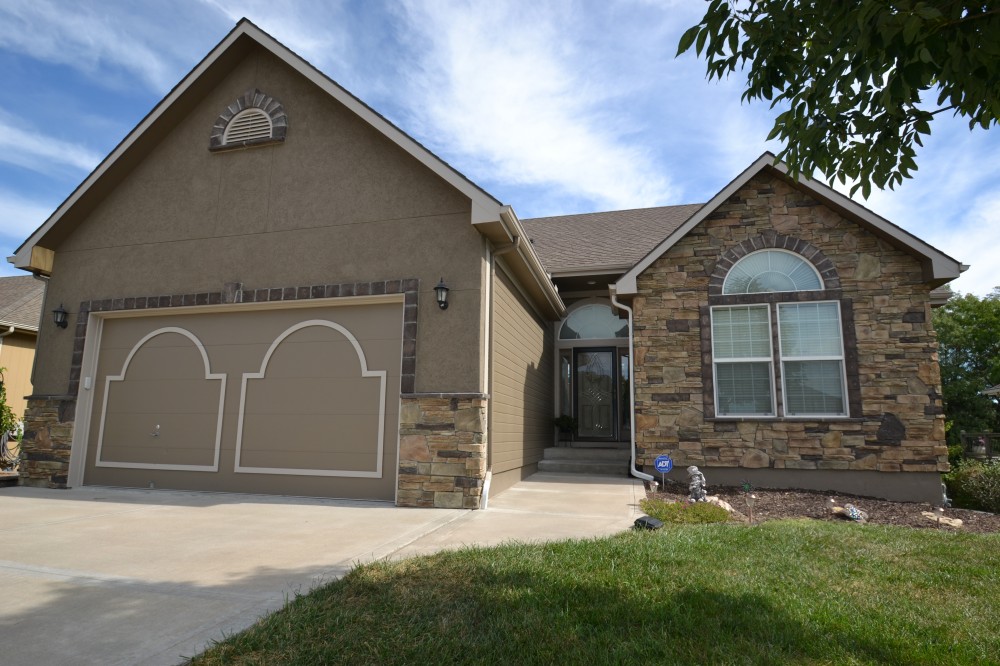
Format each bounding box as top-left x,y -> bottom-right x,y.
190,521 -> 1000,665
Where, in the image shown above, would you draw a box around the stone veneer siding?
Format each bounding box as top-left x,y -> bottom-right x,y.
632,171 -> 947,480
397,394 -> 488,509
19,395 -> 76,488
19,278 -> 419,490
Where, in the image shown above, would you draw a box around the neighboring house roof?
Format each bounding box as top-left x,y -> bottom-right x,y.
522,204 -> 703,276
615,152 -> 966,295
983,385 -> 1000,397
0,275 -> 44,332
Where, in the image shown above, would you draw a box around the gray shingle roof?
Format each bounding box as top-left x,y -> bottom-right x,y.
521,203 -> 703,274
0,276 -> 44,331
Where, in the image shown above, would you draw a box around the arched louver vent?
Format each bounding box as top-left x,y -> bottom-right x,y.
223,108 -> 273,144
209,90 -> 287,151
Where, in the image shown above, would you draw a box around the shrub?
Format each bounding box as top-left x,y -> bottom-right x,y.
944,459 -> 1000,513
638,498 -> 730,524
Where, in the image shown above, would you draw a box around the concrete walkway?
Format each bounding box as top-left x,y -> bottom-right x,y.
0,472 -> 641,665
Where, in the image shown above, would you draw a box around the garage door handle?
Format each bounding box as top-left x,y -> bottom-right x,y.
151,425 -> 160,437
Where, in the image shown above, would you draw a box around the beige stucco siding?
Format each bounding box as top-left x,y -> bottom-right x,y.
490,265 -> 553,495
0,332 -> 36,422
82,299 -> 402,500
33,44 -> 486,396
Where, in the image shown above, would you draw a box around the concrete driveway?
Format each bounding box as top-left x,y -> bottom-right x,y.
0,473 -> 641,665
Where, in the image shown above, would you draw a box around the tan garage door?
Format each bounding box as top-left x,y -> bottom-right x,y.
83,299 -> 402,500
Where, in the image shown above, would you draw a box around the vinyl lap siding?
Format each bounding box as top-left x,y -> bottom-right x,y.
491,267 -> 553,482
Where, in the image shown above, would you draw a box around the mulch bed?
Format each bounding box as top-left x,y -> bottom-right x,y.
646,485 -> 1000,534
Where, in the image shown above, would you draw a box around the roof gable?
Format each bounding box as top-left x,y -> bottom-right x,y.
12,19 -> 505,274
614,153 -> 964,295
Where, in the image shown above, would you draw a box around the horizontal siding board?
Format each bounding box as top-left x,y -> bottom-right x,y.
491,268 -> 553,477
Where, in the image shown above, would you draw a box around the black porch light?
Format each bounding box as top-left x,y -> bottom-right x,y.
52,304 -> 69,329
434,278 -> 450,310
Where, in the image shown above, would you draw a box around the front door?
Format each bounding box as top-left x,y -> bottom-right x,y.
574,348 -> 616,440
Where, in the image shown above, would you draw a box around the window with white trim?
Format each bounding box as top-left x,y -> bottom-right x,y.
711,250 -> 848,418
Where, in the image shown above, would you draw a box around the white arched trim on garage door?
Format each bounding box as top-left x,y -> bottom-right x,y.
95,326 -> 227,472
234,319 -> 388,478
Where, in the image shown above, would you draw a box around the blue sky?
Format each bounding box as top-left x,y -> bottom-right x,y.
1,0 -> 997,295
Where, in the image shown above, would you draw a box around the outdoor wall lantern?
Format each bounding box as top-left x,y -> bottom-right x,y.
52,304 -> 69,329
434,278 -> 450,310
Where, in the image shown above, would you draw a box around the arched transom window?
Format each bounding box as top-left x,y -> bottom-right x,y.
559,303 -> 628,340
723,249 -> 822,294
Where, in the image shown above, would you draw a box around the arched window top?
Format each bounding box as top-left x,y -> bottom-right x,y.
559,303 -> 628,340
722,249 -> 823,295
209,88 -> 287,151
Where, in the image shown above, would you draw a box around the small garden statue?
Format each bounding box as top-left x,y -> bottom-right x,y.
687,466 -> 707,502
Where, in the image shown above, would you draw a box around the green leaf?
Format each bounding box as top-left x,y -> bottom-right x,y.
695,26 -> 709,55
677,25 -> 700,56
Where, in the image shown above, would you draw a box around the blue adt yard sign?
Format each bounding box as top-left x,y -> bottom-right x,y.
654,455 -> 673,474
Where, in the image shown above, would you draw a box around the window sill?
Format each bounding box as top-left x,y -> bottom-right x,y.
706,416 -> 864,423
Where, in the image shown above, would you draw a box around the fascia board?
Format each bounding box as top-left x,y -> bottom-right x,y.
614,152 -> 963,295
614,154 -> 771,294
15,19 -> 503,269
550,265 -> 632,278
499,206 -> 566,318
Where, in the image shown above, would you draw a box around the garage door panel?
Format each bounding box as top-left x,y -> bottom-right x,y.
242,377 -> 382,416
104,378 -> 223,415
84,300 -> 402,500
98,431 -> 217,467
240,445 -> 377,472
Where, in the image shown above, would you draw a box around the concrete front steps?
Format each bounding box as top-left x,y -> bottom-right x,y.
537,446 -> 631,476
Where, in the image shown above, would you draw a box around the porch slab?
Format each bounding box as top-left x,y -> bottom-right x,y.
393,472 -> 643,558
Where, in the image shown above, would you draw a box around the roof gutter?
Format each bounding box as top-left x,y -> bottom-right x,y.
609,286 -> 653,483
498,206 -> 565,318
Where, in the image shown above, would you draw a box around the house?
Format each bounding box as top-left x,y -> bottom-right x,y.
0,275 -> 44,424
11,20 -> 961,506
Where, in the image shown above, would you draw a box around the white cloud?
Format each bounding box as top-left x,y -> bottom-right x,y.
394,0 -> 679,212
0,0 -> 184,91
197,0 -> 352,73
925,192 -> 1000,297
0,188 -> 55,239
0,109 -> 103,174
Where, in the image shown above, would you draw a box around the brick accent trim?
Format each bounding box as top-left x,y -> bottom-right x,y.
71,279 -> 419,396
209,88 -> 288,151
708,232 -> 841,296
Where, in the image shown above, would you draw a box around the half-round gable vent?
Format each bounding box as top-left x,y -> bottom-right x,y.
209,89 -> 287,151
224,108 -> 272,144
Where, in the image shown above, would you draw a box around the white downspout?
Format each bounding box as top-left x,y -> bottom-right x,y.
610,287 -> 654,482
